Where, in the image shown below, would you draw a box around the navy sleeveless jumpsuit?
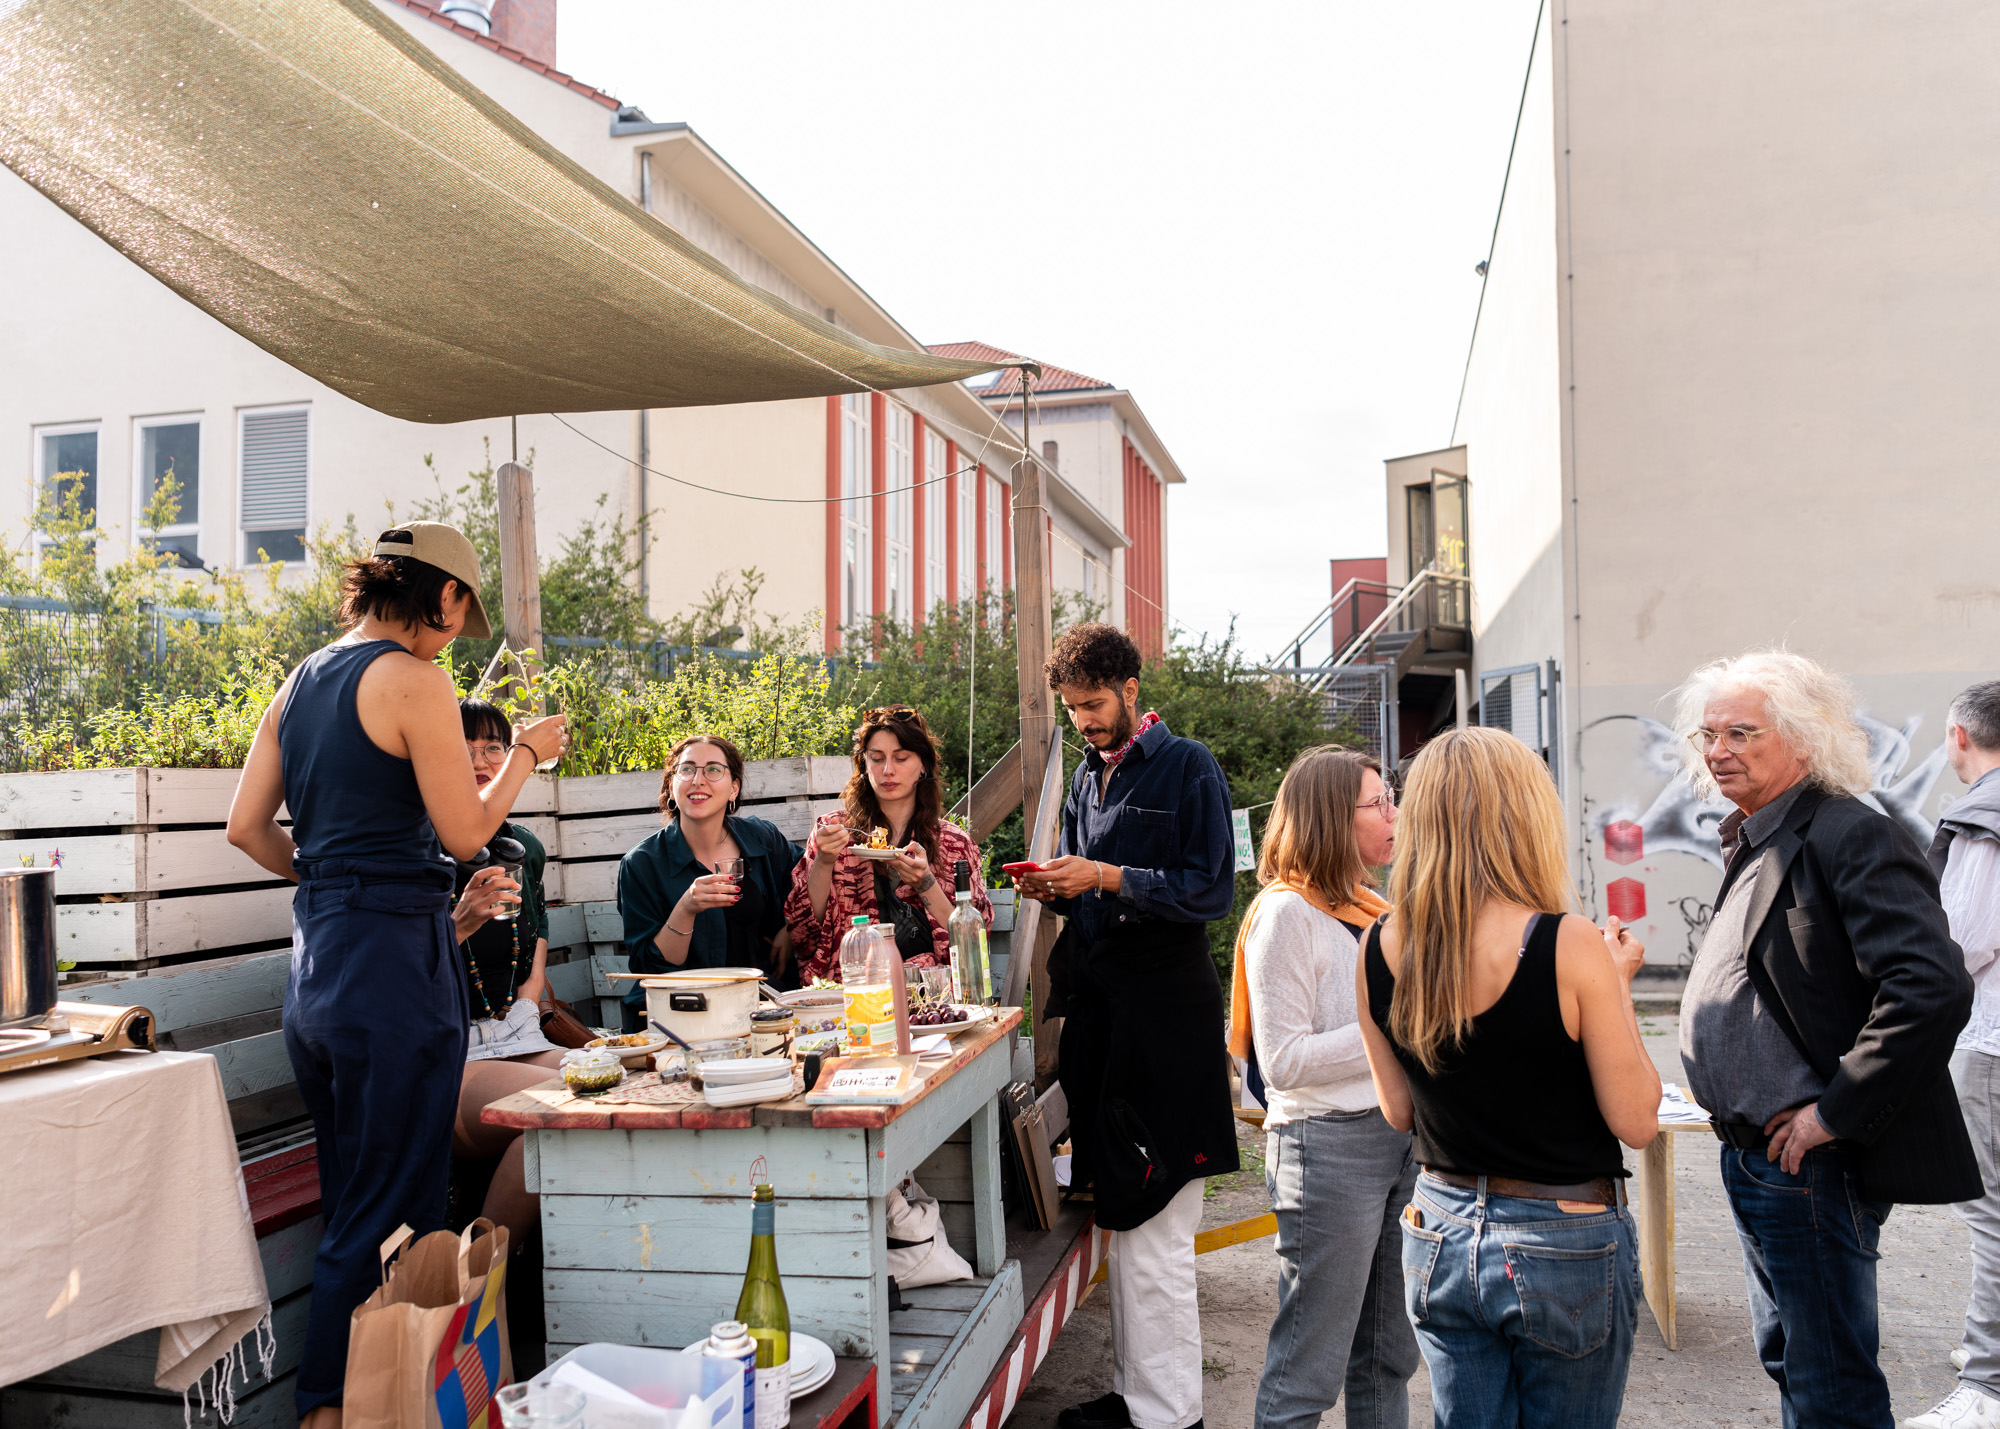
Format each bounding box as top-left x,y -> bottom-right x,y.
278,640 -> 467,1418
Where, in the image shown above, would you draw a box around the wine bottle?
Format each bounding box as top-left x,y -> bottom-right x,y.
734,1183 -> 791,1428
948,859 -> 991,1004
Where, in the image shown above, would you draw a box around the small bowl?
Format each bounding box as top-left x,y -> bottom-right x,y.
682,1036 -> 750,1090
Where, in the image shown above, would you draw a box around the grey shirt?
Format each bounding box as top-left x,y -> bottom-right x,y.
1681,783 -> 1827,1125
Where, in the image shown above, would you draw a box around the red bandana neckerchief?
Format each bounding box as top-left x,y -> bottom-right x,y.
1100,710 -> 1162,768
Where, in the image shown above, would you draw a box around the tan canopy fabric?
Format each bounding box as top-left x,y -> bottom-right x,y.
0,0 -> 1015,423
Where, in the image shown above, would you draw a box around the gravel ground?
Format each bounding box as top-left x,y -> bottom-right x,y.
1004,1013 -> 1974,1428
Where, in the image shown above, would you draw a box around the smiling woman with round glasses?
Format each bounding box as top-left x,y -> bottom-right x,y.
613,734 -> 804,1026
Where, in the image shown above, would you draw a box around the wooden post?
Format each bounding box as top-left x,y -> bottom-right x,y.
1013,371 -> 1054,840
495,460 -> 543,710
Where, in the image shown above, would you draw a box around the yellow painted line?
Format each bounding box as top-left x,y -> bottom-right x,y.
1088,1210 -> 1278,1284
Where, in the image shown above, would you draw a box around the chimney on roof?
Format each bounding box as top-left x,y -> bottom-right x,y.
439,0 -> 493,34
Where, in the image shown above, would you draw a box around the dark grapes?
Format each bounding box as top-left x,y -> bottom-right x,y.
910,1005 -> 970,1027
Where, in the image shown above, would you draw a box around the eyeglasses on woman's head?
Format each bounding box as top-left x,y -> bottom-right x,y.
673,761 -> 732,783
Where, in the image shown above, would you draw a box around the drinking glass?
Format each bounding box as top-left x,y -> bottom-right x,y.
490,861 -> 522,923
714,857 -> 748,879
532,689 -> 565,773
497,1381 -> 585,1429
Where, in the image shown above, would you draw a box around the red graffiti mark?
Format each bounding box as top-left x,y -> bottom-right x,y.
1603,822 -> 1642,866
1606,878 -> 1647,922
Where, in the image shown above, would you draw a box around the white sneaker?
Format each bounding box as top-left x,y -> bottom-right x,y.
1904,1385 -> 2000,1429
1957,1348 -> 1975,1372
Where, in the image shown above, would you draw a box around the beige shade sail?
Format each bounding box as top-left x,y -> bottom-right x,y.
0,0 -> 1018,423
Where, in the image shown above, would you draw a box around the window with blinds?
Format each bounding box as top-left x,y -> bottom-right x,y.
884,404 -> 913,626
925,428 -> 948,612
840,393 -> 871,630
240,407 -> 309,564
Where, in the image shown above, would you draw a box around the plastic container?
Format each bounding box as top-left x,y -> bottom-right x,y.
536,1341 -> 742,1429
559,1048 -> 623,1096
837,917 -> 910,1057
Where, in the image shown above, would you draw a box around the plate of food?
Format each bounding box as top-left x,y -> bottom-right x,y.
848,845 -> 902,861
908,1003 -> 991,1035
585,1032 -> 671,1065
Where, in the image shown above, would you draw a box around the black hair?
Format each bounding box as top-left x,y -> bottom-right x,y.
459,698 -> 511,746
1045,621 -> 1143,691
338,542 -> 459,632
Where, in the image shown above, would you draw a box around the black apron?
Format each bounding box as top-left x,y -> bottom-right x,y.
1056,912 -> 1240,1231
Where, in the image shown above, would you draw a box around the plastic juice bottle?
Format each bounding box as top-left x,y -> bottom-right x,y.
948,859 -> 990,1004
839,916 -> 895,1056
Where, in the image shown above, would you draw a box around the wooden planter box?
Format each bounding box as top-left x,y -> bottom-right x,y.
0,757 -> 848,973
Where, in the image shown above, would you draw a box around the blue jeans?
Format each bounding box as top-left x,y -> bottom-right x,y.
1719,1145 -> 1893,1429
1400,1173 -> 1639,1429
1255,1108 -> 1420,1429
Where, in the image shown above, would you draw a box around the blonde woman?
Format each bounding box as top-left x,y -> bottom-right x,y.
1230,747 -> 1416,1429
1355,727 -> 1659,1429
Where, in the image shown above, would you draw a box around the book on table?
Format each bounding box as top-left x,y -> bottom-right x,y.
804,1054 -> 924,1105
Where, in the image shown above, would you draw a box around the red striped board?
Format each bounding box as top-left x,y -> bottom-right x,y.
960,1221 -> 1111,1429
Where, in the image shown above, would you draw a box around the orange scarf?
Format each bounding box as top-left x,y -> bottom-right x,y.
1227,881 -> 1391,1060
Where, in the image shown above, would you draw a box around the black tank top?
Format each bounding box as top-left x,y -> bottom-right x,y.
1364,912 -> 1623,1183
278,640 -> 447,869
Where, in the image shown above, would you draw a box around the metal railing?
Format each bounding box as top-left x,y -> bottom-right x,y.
0,593 -> 233,727
1266,568 -> 1471,696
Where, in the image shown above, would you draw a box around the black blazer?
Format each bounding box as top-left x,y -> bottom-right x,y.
1717,784 -> 1980,1204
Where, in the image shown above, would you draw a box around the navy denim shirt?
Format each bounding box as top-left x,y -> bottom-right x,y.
1053,717 -> 1236,945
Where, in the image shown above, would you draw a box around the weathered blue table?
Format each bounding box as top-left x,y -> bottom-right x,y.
484,1012 -> 1026,1428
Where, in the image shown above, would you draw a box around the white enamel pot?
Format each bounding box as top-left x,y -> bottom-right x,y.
643,968 -> 762,1042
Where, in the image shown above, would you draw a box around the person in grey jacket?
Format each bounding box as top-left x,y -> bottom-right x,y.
1675,651 -> 1977,1429
1232,746 -> 1413,1429
1910,680 -> 2000,1429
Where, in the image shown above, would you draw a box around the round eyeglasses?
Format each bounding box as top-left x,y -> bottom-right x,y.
673,761 -> 732,782
1688,727 -> 1772,754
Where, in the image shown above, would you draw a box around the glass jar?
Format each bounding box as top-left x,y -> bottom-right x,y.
558,1047 -> 623,1096
749,1008 -> 796,1059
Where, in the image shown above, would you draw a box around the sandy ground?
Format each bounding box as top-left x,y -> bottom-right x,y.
1003,1013 -> 1973,1428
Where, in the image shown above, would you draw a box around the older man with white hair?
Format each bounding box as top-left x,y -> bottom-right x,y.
1911,680 -> 2000,1429
1675,650 -> 1978,1429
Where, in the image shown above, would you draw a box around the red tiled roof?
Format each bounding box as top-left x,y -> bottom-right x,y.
387,0 -> 622,110
929,341 -> 1115,397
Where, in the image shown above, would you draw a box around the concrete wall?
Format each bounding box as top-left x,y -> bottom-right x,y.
1530,0 -> 2000,943
1455,1 -> 1564,695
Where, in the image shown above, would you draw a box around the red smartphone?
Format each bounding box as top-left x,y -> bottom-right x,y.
1002,861 -> 1047,878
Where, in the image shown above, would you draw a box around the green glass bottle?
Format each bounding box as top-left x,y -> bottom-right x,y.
734,1183 -> 791,1428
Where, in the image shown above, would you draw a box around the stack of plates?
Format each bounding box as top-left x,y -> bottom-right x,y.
788,1334 -> 835,1399
697,1057 -> 796,1107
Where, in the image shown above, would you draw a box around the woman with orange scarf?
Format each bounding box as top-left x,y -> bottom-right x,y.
1229,746 -> 1414,1429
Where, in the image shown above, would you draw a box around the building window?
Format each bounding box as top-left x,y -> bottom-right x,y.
925,428 -> 948,612
136,417 -> 201,567
884,404 -> 913,627
956,450 -> 976,600
36,424 -> 98,529
240,406 -> 309,564
840,393 -> 872,628
985,472 -> 1004,591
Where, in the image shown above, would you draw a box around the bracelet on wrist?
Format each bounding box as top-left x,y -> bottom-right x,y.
666,920 -> 693,937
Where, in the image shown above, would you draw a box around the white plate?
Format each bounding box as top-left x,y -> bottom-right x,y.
698,1056 -> 794,1087
911,1005 -> 993,1037
848,845 -> 901,861
586,1034 -> 670,1063
789,1334 -> 835,1399
700,1074 -> 797,1108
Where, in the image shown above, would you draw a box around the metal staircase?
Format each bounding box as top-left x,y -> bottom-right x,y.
1267,568 -> 1473,762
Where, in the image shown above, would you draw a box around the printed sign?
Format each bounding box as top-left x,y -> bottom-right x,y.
1232,809 -> 1257,874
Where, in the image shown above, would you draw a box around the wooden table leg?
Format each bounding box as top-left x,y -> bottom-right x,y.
1637,1131 -> 1677,1349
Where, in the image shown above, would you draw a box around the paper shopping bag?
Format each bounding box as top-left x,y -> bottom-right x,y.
344,1219 -> 512,1429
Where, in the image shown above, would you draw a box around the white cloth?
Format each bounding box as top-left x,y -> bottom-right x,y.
0,1050 -> 270,1392
465,996 -> 560,1063
1947,834 -> 2000,1057
1243,890 -> 1379,1124
1107,1177 -> 1205,1429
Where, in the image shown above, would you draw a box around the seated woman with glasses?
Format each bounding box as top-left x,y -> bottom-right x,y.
445,698 -> 563,1272
615,735 -> 805,1028
783,705 -> 993,985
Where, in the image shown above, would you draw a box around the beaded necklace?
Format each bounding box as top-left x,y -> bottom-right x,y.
461,888 -> 527,1020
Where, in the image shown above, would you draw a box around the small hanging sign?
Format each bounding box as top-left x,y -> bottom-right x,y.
1231,809 -> 1257,874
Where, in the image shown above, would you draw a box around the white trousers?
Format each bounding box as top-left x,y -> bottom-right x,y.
1107,1177 -> 1206,1429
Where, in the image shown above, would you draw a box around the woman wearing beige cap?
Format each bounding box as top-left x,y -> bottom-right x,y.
227,520 -> 565,1429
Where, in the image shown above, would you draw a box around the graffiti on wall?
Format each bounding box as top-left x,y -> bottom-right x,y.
1578,710 -> 1949,965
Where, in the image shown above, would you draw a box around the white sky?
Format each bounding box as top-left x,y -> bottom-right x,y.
561,0 -> 1542,658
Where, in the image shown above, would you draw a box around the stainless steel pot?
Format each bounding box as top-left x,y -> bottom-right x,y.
0,866 -> 58,1029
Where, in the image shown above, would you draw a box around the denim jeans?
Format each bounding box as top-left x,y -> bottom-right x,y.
1399,1172 -> 1639,1429
1720,1144 -> 1893,1429
1254,1108 -> 1420,1429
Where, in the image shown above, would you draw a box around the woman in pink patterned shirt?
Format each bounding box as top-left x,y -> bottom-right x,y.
783,705 -> 994,984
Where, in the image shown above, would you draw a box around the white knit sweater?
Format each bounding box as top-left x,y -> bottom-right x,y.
1242,889 -> 1381,1124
